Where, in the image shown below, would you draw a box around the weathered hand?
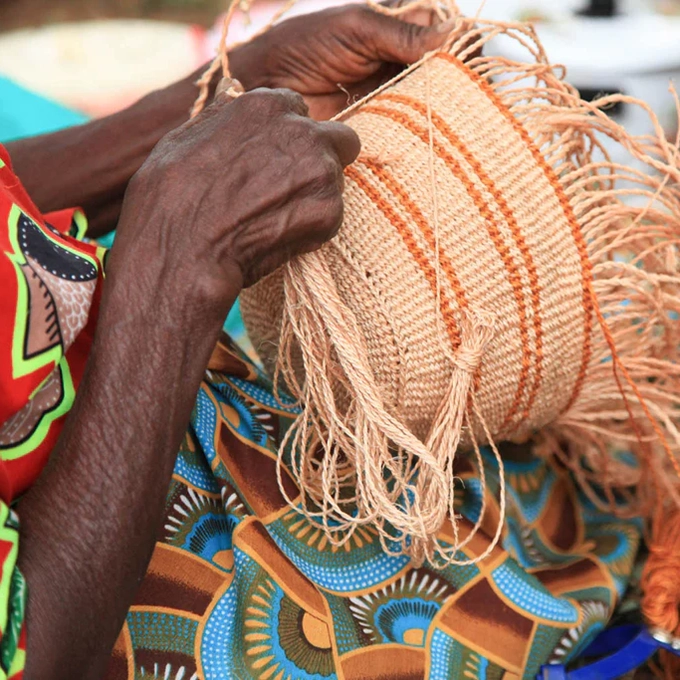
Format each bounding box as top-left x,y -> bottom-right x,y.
229,3 -> 453,120
115,88 -> 360,295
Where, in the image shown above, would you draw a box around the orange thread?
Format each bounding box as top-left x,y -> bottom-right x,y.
643,508 -> 680,679
436,52 -> 594,414
380,92 -> 545,427
361,103 -> 532,433
345,165 -> 461,352
360,158 -> 470,346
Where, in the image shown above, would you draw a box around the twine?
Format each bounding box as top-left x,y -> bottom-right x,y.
196,6 -> 680,650
239,5 -> 680,575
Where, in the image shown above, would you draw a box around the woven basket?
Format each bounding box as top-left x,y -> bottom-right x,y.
241,20 -> 680,564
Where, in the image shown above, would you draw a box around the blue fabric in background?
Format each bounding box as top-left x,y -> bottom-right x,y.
0,76 -> 247,342
0,76 -> 88,142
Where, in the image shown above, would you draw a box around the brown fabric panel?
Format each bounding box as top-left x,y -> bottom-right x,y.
105,623 -> 133,680
440,578 -> 532,670
340,646 -> 426,680
533,558 -> 611,596
134,571 -> 216,616
537,475 -> 578,551
134,543 -> 229,615
207,334 -> 252,378
236,519 -> 327,618
218,421 -> 298,517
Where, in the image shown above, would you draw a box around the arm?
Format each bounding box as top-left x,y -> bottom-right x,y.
6,3 -> 449,239
17,87 -> 359,680
18,224 -> 239,678
5,70 -> 213,239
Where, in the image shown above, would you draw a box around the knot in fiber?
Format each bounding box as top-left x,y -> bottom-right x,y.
216,77 -> 245,101
452,345 -> 485,374
452,313 -> 495,374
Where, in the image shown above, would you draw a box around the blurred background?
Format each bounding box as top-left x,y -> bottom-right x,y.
2,0 -> 680,141
1,0 -> 680,129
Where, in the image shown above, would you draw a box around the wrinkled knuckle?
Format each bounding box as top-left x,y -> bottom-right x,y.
286,89 -> 307,110
239,90 -> 266,111
313,154 -> 342,191
399,22 -> 421,52
239,89 -> 278,117
348,4 -> 370,22
324,154 -> 344,184
264,87 -> 306,115
324,194 -> 345,237
294,120 -> 323,154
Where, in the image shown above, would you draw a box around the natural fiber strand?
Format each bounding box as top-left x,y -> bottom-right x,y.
239,12 -> 680,570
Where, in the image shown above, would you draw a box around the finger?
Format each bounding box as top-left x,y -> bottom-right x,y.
316,121 -> 361,168
250,87 -> 311,117
363,9 -> 458,64
379,0 -> 440,27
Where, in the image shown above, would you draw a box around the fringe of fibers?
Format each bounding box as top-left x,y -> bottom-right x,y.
269,15 -> 680,570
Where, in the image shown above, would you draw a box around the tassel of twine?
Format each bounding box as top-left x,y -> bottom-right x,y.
426,315 -> 495,550
642,508 -> 680,679
275,246 -> 502,565
465,18 -> 680,657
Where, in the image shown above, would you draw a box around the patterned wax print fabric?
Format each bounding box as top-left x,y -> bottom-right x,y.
0,144 -> 106,679
107,334 -> 643,680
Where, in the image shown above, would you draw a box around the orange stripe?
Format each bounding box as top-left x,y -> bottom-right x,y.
345,165 -> 461,351
359,157 -> 469,349
433,52 -> 594,412
360,104 -> 531,432
379,92 -> 545,426
436,56 -> 680,486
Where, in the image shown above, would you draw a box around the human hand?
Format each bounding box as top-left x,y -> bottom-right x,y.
112,88 -> 359,300
228,3 -> 457,120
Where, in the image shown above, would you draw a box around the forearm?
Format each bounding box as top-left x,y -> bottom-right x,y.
17,233 -> 241,679
6,69 -> 213,238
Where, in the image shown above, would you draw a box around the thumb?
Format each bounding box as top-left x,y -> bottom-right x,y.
366,13 -> 458,65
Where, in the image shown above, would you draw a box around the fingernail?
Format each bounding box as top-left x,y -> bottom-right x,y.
436,19 -> 457,33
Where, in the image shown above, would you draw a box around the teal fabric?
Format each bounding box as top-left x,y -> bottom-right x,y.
0,76 -> 88,143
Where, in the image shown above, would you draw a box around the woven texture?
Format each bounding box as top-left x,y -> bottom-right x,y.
241,20 -> 680,564
244,53 -> 591,445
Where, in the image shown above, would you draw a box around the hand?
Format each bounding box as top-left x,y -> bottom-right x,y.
113,88 -> 360,296
228,3 -> 454,120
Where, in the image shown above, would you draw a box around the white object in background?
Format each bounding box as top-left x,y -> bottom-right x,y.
458,0 -> 680,180
0,20 -> 206,117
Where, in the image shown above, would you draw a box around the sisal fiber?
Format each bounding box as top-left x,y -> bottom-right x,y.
192,5 -> 680,571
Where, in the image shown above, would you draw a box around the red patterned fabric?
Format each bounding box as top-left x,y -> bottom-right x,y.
0,145 -> 106,678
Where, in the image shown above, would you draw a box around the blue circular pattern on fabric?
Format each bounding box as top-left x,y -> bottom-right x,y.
374,598 -> 440,645
268,519 -> 410,593
183,512 -> 235,563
